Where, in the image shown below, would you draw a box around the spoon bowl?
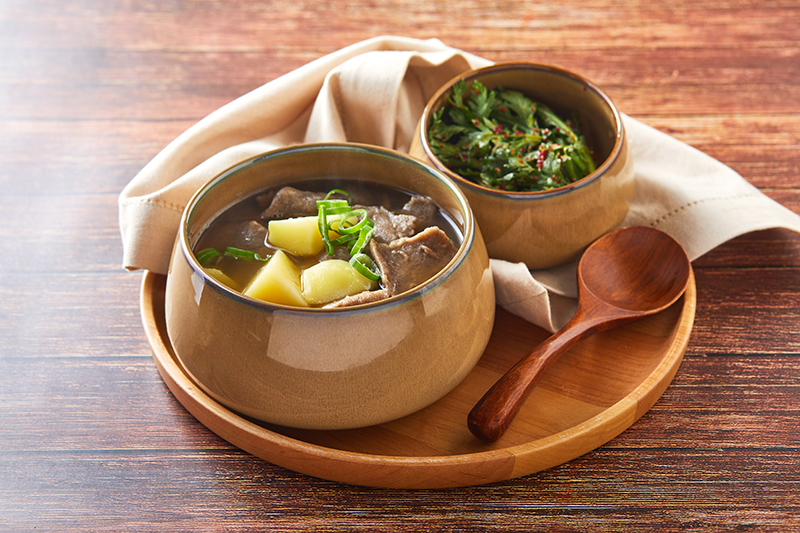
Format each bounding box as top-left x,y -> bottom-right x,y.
579,225 -> 692,312
468,226 -> 691,443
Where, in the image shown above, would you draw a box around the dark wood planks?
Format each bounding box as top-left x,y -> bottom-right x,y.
1,0 -> 799,530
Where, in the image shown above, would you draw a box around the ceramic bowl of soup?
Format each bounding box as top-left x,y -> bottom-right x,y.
164,143 -> 495,430
409,62 -> 635,270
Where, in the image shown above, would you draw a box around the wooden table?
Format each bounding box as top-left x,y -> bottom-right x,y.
2,0 -> 798,530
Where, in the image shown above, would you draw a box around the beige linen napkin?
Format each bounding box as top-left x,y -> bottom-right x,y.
119,35 -> 800,332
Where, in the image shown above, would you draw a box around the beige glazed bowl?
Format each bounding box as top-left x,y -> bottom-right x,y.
164,143 -> 495,430
410,62 -> 635,270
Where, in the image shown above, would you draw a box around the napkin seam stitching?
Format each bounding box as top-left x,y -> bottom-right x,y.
650,192 -> 761,226
121,196 -> 185,214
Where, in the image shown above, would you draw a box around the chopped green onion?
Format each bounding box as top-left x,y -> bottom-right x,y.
330,233 -> 358,247
317,204 -> 335,256
350,224 -> 373,256
324,189 -> 352,202
336,208 -> 370,235
317,191 -> 376,255
317,198 -> 351,215
196,246 -> 269,269
316,190 -> 382,282
324,206 -> 353,216
196,248 -> 221,266
223,247 -> 270,262
350,253 -> 381,281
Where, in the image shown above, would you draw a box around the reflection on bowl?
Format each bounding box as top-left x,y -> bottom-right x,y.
164,143 -> 495,430
410,62 -> 635,270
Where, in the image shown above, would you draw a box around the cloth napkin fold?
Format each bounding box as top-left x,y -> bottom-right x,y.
119,35 -> 800,332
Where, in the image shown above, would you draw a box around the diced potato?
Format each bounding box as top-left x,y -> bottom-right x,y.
204,267 -> 241,291
243,250 -> 308,307
267,215 -> 343,256
301,259 -> 378,305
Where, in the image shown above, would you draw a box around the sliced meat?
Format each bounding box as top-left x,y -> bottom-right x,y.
401,196 -> 438,233
253,189 -> 276,211
323,288 -> 391,308
210,220 -> 269,256
259,187 -> 326,220
358,205 -> 417,243
369,226 -> 458,296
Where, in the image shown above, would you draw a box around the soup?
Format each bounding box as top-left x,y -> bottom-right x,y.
193,179 -> 462,308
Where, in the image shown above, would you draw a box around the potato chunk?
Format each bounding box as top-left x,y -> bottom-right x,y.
204,267 -> 241,291
267,215 -> 342,256
243,250 -> 308,307
301,259 -> 377,305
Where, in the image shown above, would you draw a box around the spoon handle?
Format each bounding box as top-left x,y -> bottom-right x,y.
468,309 -> 601,443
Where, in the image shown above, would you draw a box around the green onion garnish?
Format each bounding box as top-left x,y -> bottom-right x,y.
223,247 -> 271,262
318,203 -> 336,256
350,253 -> 381,281
317,198 -> 351,215
196,246 -> 270,265
317,190 -> 381,281
324,189 -> 352,202
336,208 -> 370,235
196,248 -> 221,266
349,224 -> 373,256
330,233 -> 358,247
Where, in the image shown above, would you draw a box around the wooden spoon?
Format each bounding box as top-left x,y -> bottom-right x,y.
468,226 -> 692,443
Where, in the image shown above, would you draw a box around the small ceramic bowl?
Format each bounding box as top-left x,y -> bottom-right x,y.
165,143 -> 495,430
409,62 -> 635,270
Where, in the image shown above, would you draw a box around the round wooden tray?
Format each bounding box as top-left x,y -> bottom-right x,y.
140,269 -> 696,489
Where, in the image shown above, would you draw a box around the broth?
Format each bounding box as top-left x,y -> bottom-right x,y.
194,179 -> 462,308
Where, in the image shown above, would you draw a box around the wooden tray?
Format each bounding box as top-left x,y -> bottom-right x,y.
140,269 -> 696,489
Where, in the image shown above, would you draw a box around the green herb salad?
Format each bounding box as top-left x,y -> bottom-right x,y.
427,80 -> 597,192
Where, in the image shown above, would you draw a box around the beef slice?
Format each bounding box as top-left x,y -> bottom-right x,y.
369,226 -> 458,296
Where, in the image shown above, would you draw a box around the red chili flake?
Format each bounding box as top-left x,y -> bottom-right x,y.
499,107 -> 508,112
495,167 -> 501,173
473,119 -> 481,126
537,149 -> 548,170
493,125 -> 504,134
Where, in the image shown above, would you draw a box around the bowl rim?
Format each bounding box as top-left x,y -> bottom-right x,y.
417,61 -> 626,200
176,142 -> 478,315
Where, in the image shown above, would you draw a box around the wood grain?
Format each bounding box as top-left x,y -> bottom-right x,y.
467,228 -> 692,443
140,270 -> 695,489
1,0 -> 799,530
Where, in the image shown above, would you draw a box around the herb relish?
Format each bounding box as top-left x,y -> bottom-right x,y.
427,80 -> 596,192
